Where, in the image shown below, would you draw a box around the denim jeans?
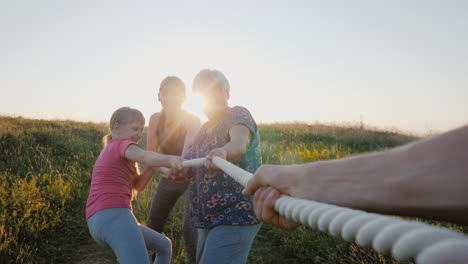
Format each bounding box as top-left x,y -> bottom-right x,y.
196,223 -> 262,264
87,208 -> 172,264
147,177 -> 197,264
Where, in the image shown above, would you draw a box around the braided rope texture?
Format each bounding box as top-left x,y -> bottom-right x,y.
162,157 -> 468,263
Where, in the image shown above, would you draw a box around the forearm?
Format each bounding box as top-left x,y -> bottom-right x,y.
133,166 -> 156,191
142,151 -> 172,168
219,124 -> 250,162
384,126 -> 468,223
221,141 -> 248,162
296,150 -> 397,211
298,125 -> 468,224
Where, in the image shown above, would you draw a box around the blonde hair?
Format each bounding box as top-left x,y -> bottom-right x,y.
159,76 -> 186,97
102,107 -> 145,147
192,69 -> 230,96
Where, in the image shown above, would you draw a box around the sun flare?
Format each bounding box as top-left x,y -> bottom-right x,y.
182,94 -> 207,123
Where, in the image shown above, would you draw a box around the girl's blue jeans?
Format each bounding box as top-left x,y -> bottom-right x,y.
87,208 -> 172,264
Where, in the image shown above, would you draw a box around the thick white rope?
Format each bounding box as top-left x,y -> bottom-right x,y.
161,157 -> 468,263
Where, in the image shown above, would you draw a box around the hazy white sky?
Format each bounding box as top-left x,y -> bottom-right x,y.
1,0 -> 467,134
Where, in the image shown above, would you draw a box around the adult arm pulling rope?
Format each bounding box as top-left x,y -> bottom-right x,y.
160,157 -> 468,264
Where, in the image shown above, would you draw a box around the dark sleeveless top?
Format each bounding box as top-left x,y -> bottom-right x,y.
156,111 -> 187,156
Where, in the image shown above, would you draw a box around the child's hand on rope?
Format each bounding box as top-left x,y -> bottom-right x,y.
204,148 -> 227,171
158,167 -> 175,180
158,167 -> 189,181
164,155 -> 184,179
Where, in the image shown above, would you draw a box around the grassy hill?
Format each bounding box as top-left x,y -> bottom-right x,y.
0,117 -> 107,263
2,116 -> 462,263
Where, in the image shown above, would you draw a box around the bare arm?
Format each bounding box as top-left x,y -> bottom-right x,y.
204,124 -> 251,170
133,166 -> 156,191
146,113 -> 165,175
147,113 -> 160,152
125,144 -> 182,176
244,125 -> 468,226
125,144 -> 176,167
125,113 -> 160,191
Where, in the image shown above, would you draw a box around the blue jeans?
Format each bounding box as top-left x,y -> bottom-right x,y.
87,208 -> 172,264
196,224 -> 262,264
147,177 -> 197,264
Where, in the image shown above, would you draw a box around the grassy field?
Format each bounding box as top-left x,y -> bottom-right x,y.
0,116 -> 106,263
1,116 -> 465,263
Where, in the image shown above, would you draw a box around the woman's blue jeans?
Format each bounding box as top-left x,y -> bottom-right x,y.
196,223 -> 262,264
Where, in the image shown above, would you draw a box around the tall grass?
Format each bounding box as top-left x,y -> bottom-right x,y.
0,117 -> 106,263
2,117 -> 465,263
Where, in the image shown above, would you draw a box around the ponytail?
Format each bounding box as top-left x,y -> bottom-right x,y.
102,133 -> 112,148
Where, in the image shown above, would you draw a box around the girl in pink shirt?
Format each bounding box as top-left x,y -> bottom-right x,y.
86,107 -> 182,264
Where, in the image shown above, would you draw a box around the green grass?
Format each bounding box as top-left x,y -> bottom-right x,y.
1,116 -> 464,264
0,117 -> 106,263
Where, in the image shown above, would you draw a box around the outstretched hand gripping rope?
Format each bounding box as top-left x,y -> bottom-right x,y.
161,157 -> 468,264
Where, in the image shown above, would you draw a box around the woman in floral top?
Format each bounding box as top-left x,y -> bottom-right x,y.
184,69 -> 262,264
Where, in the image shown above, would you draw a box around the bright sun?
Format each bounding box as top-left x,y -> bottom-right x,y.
182,94 -> 207,123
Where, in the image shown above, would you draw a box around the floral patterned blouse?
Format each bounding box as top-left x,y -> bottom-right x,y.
184,106 -> 262,229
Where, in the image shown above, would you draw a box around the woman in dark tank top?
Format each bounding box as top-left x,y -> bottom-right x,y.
146,76 -> 200,264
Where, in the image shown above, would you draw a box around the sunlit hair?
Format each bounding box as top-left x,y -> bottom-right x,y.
159,76 -> 186,97
192,69 -> 230,96
102,107 -> 145,147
